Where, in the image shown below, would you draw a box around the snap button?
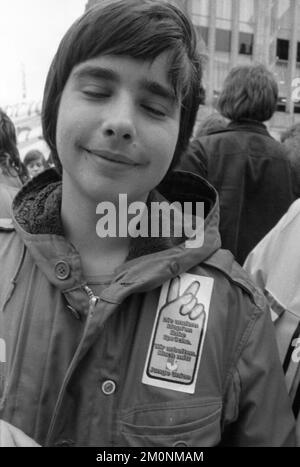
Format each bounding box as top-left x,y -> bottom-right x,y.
173,440 -> 188,447
54,260 -> 70,280
101,379 -> 116,395
253,290 -> 266,309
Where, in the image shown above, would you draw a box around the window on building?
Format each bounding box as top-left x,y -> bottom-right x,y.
276,39 -> 300,62
198,26 -> 231,53
239,32 -> 253,55
199,26 -> 208,45
216,29 -> 231,52
277,38 -> 289,60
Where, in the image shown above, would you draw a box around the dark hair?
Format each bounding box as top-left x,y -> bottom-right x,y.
42,0 -> 202,174
24,149 -> 48,168
0,108 -> 27,183
218,64 -> 278,122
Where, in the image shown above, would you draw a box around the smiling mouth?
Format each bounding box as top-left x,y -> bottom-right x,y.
83,147 -> 137,166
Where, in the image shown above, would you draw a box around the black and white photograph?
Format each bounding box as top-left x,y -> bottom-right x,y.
0,0 -> 299,451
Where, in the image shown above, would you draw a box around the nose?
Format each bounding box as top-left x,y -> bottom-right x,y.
101,95 -> 136,143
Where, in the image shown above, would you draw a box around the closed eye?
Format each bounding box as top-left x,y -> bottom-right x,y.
82,89 -> 111,99
142,104 -> 167,117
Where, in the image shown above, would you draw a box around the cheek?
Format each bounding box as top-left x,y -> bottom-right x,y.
152,124 -> 179,168
57,107 -> 91,150
55,91 -> 78,150
56,111 -> 78,158
55,107 -> 67,154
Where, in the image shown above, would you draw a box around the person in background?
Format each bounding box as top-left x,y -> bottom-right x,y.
0,109 -> 27,188
281,122 -> 300,142
0,109 -> 27,216
23,149 -> 49,179
179,64 -> 295,264
194,112 -> 228,139
244,199 -> 300,445
176,112 -> 228,179
0,0 -> 295,447
281,122 -> 300,198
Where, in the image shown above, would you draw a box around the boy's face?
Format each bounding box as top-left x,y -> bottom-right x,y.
55,52 -> 180,204
26,158 -> 44,178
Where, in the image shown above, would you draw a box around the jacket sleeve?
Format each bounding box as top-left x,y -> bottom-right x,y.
223,297 -> 296,446
244,199 -> 300,312
243,231 -> 274,292
0,420 -> 40,447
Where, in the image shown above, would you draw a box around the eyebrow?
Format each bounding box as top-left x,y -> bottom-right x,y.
73,65 -> 177,105
140,78 -> 177,105
73,66 -> 118,83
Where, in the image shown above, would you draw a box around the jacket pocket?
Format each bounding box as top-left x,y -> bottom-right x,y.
118,398 -> 222,447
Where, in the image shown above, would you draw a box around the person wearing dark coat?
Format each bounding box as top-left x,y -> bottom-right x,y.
0,109 -> 27,189
0,109 -> 28,216
178,64 -> 295,264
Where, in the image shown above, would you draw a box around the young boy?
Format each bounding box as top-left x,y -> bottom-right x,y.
23,149 -> 48,179
0,0 -> 295,446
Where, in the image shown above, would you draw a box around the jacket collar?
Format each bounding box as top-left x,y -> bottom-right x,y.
226,119 -> 271,137
11,168 -> 221,295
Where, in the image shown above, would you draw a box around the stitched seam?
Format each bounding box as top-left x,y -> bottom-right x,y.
120,410 -> 221,437
121,399 -> 222,420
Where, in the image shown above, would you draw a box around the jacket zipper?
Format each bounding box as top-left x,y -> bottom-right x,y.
45,285 -> 99,446
82,284 -> 99,315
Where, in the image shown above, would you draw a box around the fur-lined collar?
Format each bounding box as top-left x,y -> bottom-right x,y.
12,168 -> 219,260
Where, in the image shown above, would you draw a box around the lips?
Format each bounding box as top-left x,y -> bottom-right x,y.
84,147 -> 137,166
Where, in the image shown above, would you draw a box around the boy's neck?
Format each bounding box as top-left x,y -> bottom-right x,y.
61,187 -> 132,276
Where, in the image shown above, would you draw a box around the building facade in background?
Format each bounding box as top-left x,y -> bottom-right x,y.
188,0 -> 300,135
86,0 -> 300,137
2,100 -> 46,159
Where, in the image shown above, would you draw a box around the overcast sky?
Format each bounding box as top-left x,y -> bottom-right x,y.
0,0 -> 87,106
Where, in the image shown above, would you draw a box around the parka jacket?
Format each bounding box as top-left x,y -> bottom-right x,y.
178,120 -> 295,264
0,169 -> 295,447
